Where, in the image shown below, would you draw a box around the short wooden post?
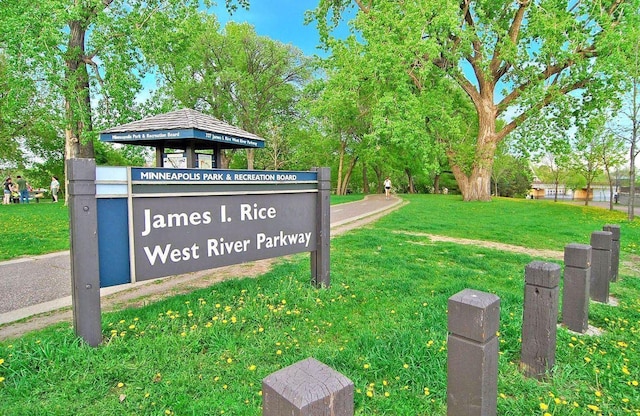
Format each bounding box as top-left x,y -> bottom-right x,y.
603,224 -> 620,282
520,261 -> 560,380
562,244 -> 592,333
262,357 -> 354,416
447,289 -> 500,416
590,231 -> 612,303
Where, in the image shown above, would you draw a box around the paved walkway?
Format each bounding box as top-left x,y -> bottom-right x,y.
0,194 -> 403,327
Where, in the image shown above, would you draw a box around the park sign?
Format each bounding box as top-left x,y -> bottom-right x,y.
67,159 -> 330,347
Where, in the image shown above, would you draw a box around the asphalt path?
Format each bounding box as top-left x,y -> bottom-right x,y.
0,194 -> 402,325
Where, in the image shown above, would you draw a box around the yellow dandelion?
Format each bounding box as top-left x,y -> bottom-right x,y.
587,404 -> 600,411
248,365 -> 257,371
363,364 -> 370,369
539,403 -> 549,411
403,363 -> 409,369
0,359 -> 4,365
117,382 -> 124,388
0,377 -> 5,383
366,390 -> 373,398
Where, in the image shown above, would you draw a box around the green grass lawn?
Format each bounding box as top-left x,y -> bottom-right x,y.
0,195 -> 638,415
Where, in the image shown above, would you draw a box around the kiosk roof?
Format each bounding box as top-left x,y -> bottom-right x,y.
99,108 -> 265,150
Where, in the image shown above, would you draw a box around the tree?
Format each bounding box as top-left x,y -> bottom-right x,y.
535,140 -> 572,202
571,123 -> 606,206
610,33 -> 640,220
0,52 -> 59,167
311,0 -> 640,201
0,0 -> 248,165
600,131 -> 627,210
145,18 -> 310,169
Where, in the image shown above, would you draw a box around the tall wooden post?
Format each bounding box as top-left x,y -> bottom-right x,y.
311,167 -> 331,288
68,158 -> 102,347
447,289 -> 500,416
602,224 -> 620,282
520,261 -> 560,379
562,244 -> 592,333
590,231 -> 612,303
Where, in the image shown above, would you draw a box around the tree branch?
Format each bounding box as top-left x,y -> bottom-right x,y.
491,1 -> 529,78
497,78 -> 590,141
354,0 -> 371,13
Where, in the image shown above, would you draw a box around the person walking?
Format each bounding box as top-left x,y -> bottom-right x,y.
50,176 -> 60,203
16,175 -> 29,204
384,177 -> 392,200
2,177 -> 12,205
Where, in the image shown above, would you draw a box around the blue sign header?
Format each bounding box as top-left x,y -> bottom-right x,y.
131,168 -> 317,183
100,128 -> 265,148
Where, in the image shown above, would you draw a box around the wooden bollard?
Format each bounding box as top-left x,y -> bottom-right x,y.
520,261 -> 560,380
262,357 -> 354,416
562,244 -> 592,333
603,224 -> 620,282
590,231 -> 612,303
447,289 -> 500,416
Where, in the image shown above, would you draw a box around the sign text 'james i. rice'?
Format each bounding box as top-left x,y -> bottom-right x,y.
132,193 -> 317,281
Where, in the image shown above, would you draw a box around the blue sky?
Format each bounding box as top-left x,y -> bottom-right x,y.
210,1 -> 335,57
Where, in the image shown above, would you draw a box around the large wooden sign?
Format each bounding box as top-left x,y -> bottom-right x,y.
68,159 -> 330,346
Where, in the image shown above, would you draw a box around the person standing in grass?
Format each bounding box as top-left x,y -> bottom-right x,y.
50,176 -> 60,203
16,175 -> 29,204
2,177 -> 12,205
384,177 -> 392,200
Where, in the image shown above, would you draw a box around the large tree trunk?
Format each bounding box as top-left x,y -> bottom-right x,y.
247,148 -> 255,170
65,21 -> 95,160
373,165 -> 383,194
337,141 -> 346,195
630,125 -> 637,221
362,163 -> 369,194
433,173 -> 440,194
341,156 -> 358,195
448,99 -> 497,201
450,140 -> 496,201
405,168 -> 415,193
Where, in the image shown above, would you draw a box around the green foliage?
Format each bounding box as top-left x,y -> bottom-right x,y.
143,16 -> 312,169
310,0 -> 640,200
0,197 -> 639,414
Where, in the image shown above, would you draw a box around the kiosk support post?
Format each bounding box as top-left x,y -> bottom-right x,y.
312,167 -> 331,288
68,158 -> 102,347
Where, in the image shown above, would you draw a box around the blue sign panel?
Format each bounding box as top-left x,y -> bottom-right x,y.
96,166 -> 322,286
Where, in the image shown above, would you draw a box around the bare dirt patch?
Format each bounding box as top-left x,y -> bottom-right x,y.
398,231 -> 565,261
